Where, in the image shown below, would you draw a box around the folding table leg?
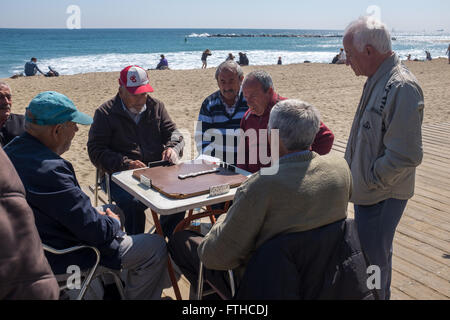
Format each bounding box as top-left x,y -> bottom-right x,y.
151,210 -> 182,300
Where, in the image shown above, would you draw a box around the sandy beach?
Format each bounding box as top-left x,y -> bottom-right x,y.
2,58 -> 450,187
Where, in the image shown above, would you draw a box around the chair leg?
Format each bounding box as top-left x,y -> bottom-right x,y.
197,261 -> 204,300
95,168 -> 99,207
105,173 -> 112,205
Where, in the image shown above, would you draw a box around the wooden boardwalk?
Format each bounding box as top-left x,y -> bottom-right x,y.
331,122 -> 450,300
85,122 -> 450,300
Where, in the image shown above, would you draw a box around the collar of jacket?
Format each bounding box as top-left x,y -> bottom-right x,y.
278,150 -> 317,165
367,53 -> 399,88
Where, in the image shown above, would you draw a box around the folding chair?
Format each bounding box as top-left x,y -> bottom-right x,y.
197,261 -> 236,300
43,244 -> 125,300
94,168 -> 112,206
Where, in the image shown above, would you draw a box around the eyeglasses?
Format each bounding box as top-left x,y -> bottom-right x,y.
0,93 -> 12,100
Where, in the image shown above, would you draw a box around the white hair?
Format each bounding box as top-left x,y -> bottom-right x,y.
268,99 -> 321,151
344,16 -> 392,54
0,81 -> 11,92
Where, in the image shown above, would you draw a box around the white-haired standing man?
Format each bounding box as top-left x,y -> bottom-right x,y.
343,16 -> 424,299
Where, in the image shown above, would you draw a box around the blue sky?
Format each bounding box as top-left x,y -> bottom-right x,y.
1,0 -> 449,31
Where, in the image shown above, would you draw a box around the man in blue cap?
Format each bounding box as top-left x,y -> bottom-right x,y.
5,91 -> 169,300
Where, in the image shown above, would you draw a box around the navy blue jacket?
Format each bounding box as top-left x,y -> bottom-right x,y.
4,133 -> 125,274
235,219 -> 375,300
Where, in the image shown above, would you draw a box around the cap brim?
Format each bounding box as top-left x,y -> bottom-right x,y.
72,111 -> 93,125
126,84 -> 154,95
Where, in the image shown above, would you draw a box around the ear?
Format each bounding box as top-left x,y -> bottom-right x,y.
52,124 -> 63,137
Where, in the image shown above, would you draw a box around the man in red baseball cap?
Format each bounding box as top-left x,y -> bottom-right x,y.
88,65 -> 186,237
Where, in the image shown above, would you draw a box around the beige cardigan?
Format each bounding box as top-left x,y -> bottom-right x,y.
198,152 -> 352,278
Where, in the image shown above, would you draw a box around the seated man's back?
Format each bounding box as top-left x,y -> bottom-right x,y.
5,91 -> 169,300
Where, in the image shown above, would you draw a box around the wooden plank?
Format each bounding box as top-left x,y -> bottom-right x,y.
414,185 -> 450,207
399,214 -> 449,242
390,285 -> 414,300
404,202 -> 450,231
396,223 -> 449,253
394,242 -> 450,282
391,269 -> 447,300
392,255 -> 450,298
394,232 -> 450,268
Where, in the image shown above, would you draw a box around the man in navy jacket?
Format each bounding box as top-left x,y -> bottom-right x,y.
5,91 -> 168,300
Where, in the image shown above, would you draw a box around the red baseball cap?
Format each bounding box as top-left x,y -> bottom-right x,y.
119,65 -> 154,94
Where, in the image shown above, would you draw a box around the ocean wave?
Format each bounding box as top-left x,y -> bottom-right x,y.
187,33 -> 210,38
8,48 -> 448,77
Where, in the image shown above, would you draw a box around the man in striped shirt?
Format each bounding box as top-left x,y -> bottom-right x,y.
195,61 -> 249,164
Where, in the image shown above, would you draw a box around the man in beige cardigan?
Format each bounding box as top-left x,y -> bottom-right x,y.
169,99 -> 353,298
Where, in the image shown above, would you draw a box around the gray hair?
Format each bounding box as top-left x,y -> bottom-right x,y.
0,81 -> 11,92
268,99 -> 321,151
344,16 -> 392,54
215,60 -> 244,80
243,70 -> 274,92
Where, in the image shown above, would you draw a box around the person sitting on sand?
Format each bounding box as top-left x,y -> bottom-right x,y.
331,54 -> 340,64
238,52 -> 249,66
336,48 -> 346,64
4,91 -> 169,300
277,57 -> 282,65
0,81 -> 25,147
201,49 -> 212,69
87,65 -> 185,237
237,70 -> 334,173
24,57 -> 45,76
226,53 -> 235,61
156,54 -> 169,70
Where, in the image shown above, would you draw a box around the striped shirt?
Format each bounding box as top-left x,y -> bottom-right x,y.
196,90 -> 248,164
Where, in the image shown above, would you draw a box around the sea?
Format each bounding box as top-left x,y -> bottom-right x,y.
1,28 -> 449,78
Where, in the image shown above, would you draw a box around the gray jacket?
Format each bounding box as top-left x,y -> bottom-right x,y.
345,54 -> 424,205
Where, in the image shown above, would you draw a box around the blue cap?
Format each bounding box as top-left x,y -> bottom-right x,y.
25,91 -> 93,125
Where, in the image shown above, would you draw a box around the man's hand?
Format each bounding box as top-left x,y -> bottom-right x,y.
127,160 -> 147,169
98,208 -> 121,223
162,147 -> 179,164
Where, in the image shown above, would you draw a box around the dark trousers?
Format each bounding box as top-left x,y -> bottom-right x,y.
354,198 -> 407,300
101,178 -> 185,237
168,230 -> 233,299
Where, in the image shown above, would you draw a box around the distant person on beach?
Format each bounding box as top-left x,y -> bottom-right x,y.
195,60 -> 248,164
343,16 -> 424,300
336,48 -> 346,64
201,49 -> 212,69
24,57 -> 45,76
407,54 -> 412,61
87,65 -> 185,237
156,54 -> 169,70
5,91 -> 169,300
237,70 -> 334,173
446,44 -> 450,64
331,54 -> 339,64
238,52 -> 249,66
277,57 -> 282,65
226,53 -> 235,61
425,50 -> 432,61
0,82 -> 25,147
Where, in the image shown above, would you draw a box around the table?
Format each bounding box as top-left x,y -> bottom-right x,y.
111,157 -> 252,299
